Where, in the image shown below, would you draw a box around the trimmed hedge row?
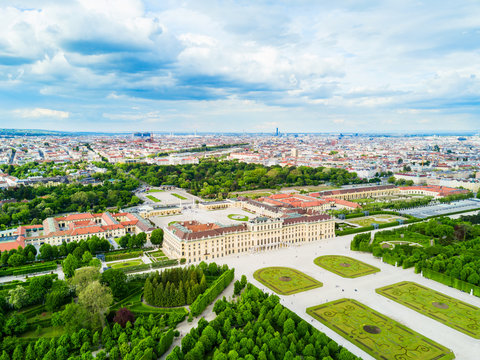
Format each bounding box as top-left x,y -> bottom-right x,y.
190,268 -> 235,317
0,274 -> 58,291
13,263 -> 57,276
151,259 -> 178,269
157,329 -> 175,357
0,262 -> 58,277
116,259 -> 178,274
422,268 -> 480,297
105,251 -> 144,262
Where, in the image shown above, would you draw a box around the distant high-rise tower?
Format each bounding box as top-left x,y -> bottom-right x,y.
275,128 -> 279,136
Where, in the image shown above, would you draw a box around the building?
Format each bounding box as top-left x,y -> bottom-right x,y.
398,185 -> 470,198
312,185 -> 398,201
11,211 -> 155,247
163,211 -> 335,263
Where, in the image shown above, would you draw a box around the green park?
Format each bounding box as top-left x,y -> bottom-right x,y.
227,214 -> 249,221
377,281 -> 480,338
253,267 -> 322,295
314,255 -> 380,278
307,298 -> 455,360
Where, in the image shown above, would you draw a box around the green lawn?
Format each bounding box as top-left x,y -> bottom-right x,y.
307,298 -> 455,360
171,193 -> 187,200
348,214 -> 406,227
109,259 -> 144,269
253,267 -> 322,295
314,255 -> 380,278
147,189 -> 164,193
146,195 -> 161,202
227,214 -> 249,221
377,281 -> 480,339
20,325 -> 65,339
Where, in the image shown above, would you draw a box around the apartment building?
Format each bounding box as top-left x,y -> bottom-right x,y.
163,212 -> 335,263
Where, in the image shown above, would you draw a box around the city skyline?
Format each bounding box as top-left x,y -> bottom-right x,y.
1,1 -> 480,132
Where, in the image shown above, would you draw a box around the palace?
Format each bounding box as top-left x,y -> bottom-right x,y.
163,210 -> 335,263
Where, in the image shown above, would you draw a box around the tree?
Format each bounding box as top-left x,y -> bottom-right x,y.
46,280 -> 71,312
8,286 -> 28,309
82,251 -> 93,264
136,232 -> 147,247
118,235 -> 129,249
283,318 -> 295,335
4,314 -> 27,335
28,274 -> 54,305
113,308 -> 135,328
101,268 -> 128,298
62,303 -> 88,334
7,253 -> 25,267
233,281 -> 242,296
71,266 -> 100,292
150,229 -> 164,246
78,281 -> 113,328
39,243 -> 54,260
62,254 -> 80,278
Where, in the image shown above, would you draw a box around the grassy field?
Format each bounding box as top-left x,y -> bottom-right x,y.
348,214 -> 406,227
307,298 -> 455,360
146,195 -> 161,202
148,249 -> 168,261
171,193 -> 187,200
377,281 -> 480,339
109,259 -> 144,269
227,214 -> 249,221
253,267 -> 322,295
147,189 -> 164,193
20,325 -> 64,339
314,255 -> 380,278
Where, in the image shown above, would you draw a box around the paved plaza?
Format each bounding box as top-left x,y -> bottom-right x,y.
214,229 -> 480,360
150,207 -> 253,227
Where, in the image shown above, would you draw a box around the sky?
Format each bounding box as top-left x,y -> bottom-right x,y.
0,0 -> 479,133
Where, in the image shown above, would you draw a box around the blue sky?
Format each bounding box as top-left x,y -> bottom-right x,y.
0,0 -> 479,133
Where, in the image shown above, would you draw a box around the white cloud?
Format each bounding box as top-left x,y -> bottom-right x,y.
14,108 -> 70,119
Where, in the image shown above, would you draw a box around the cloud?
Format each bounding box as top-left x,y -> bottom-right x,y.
0,1 -> 479,131
14,108 -> 70,119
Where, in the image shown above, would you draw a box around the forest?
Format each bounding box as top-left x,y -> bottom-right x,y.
144,267 -> 208,307
0,175 -> 141,229
166,284 -> 359,360
117,159 -> 364,198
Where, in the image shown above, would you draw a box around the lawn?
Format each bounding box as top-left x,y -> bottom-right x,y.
109,259 -> 144,269
20,325 -> 65,339
146,195 -> 161,202
348,214 -> 406,227
377,281 -> 480,339
147,189 -> 164,193
373,230 -> 433,248
253,267 -> 322,295
307,298 -> 455,360
171,193 -> 187,200
314,255 -> 380,278
227,214 -> 249,221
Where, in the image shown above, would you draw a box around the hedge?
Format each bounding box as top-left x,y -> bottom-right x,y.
151,259 -> 178,269
105,251 -> 144,262
12,263 -> 57,276
156,329 -> 175,357
190,268 -> 235,317
0,262 -> 58,277
422,268 -> 480,297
